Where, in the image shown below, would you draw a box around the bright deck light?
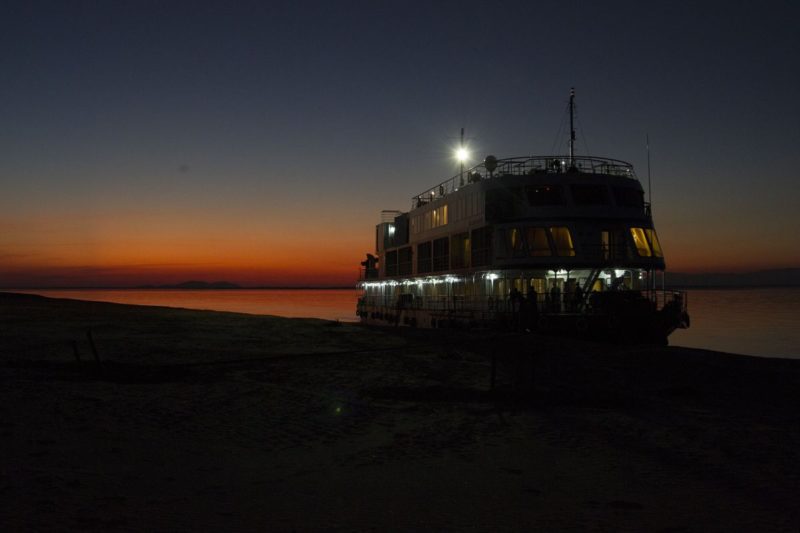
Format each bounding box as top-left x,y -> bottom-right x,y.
456,147 -> 469,162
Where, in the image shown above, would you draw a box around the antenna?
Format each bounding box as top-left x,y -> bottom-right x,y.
646,134 -> 652,291
460,127 -> 465,185
569,88 -> 576,166
646,133 -> 652,214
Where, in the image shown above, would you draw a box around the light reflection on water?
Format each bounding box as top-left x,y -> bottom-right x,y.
13,287 -> 800,359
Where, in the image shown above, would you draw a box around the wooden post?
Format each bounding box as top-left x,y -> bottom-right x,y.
86,330 -> 101,364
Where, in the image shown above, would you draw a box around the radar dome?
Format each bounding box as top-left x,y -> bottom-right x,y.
484,155 -> 498,173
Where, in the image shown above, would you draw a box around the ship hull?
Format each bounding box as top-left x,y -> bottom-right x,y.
357,276 -> 688,345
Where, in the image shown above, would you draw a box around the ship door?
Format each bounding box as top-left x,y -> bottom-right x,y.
601,229 -> 629,261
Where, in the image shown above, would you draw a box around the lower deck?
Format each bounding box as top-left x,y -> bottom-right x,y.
357,268 -> 689,343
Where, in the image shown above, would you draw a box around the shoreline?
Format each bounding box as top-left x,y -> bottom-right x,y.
2,292 -> 798,530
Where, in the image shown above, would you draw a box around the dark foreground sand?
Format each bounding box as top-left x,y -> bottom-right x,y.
1,292 -> 798,532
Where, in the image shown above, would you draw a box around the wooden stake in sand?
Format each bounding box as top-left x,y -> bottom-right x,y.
86,330 -> 101,364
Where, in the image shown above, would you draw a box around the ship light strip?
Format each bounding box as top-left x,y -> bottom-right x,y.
361,274 -> 467,289
360,270 -> 641,289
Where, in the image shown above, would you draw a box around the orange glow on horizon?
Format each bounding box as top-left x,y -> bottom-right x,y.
0,208 -> 373,287
3,203 -> 798,288
0,257 -> 365,288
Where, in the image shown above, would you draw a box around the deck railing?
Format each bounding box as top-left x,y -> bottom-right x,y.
359,288 -> 686,316
412,155 -> 637,209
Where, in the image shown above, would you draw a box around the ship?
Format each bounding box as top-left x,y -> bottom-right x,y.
356,90 -> 689,344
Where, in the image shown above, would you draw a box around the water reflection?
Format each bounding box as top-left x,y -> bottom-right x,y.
13,287 -> 800,359
670,288 -> 800,359
14,289 -> 360,322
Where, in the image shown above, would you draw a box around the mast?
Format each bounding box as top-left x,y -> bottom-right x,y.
646,133 -> 652,213
460,127 -> 465,185
569,87 -> 576,166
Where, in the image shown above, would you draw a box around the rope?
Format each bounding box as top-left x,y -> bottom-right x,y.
549,99 -> 570,155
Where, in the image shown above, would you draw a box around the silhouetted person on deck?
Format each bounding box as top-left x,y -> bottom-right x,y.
509,287 -> 522,327
526,287 -> 538,330
550,285 -> 561,313
573,282 -> 584,312
527,287 -> 538,314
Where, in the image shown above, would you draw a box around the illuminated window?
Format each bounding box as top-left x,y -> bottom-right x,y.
426,204 -> 448,229
601,230 -> 610,260
509,227 -> 527,258
630,228 -> 652,257
549,227 -> 576,256
510,228 -> 524,252
526,227 -> 551,256
645,229 -> 663,257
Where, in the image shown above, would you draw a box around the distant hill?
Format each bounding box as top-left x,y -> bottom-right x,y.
666,268 -> 800,288
136,281 -> 242,289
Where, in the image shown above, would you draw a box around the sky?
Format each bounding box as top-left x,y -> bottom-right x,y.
1,0 -> 798,287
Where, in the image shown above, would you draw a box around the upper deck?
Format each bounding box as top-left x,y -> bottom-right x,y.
412,155 -> 636,210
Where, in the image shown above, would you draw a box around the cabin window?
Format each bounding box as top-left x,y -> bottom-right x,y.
549,227 -> 576,256
471,226 -> 492,267
602,229 -> 632,260
526,227 -> 552,256
398,246 -> 413,275
468,192 -> 481,217
526,185 -> 563,206
385,250 -> 398,277
413,204 -> 449,234
417,241 -> 432,273
630,228 -> 652,257
570,184 -> 610,205
645,229 -> 663,257
613,187 -> 644,208
485,188 -> 524,222
451,197 -> 464,222
509,228 -> 525,257
433,237 -> 449,271
450,232 -> 470,269
432,205 -> 448,227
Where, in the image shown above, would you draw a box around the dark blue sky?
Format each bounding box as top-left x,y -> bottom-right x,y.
2,1 -> 798,285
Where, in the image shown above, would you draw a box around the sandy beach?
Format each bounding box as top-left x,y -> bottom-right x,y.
1,291 -> 798,531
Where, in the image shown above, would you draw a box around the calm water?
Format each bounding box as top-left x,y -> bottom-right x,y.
12,287 -> 800,359
14,289 -> 360,322
669,287 -> 800,359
